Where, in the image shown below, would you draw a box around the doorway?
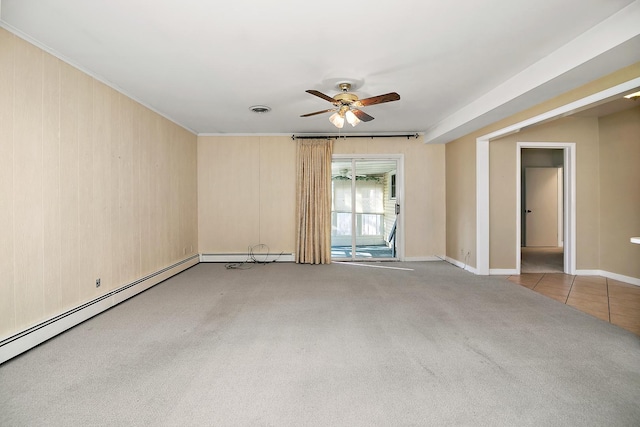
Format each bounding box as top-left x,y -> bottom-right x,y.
517,143 -> 576,274
331,156 -> 402,261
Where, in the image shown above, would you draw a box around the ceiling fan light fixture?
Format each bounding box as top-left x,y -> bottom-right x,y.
329,112 -> 345,128
345,110 -> 360,127
302,83 -> 400,128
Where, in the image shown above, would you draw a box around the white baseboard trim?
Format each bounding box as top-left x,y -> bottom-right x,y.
490,269 -> 518,275
0,255 -> 199,365
575,269 -> 602,277
200,253 -> 295,263
403,256 -> 443,262
576,269 -> 640,287
443,256 -> 477,274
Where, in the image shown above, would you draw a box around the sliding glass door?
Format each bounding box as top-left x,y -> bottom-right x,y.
331,157 -> 401,261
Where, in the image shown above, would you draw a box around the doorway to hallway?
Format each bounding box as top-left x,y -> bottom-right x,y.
517,144 -> 576,274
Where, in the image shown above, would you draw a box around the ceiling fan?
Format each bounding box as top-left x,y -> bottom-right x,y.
300,83 -> 400,128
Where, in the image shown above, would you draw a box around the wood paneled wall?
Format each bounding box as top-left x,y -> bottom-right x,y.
197,136 -> 296,254
0,30 -> 198,339
197,135 -> 446,259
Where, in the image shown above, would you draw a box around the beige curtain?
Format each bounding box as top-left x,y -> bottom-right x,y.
295,139 -> 334,264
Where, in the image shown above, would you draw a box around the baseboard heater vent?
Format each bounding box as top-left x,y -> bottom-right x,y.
0,254 -> 199,365
200,253 -> 295,263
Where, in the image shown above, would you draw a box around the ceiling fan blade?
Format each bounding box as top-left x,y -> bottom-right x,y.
300,108 -> 335,117
352,109 -> 375,122
306,89 -> 337,104
356,92 -> 400,107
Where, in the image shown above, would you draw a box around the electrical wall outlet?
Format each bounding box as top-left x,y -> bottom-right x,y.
96,278 -> 101,288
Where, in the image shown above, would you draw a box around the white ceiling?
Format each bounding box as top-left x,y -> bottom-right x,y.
1,0 -> 639,141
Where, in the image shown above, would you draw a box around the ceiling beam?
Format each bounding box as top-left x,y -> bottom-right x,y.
423,1 -> 640,144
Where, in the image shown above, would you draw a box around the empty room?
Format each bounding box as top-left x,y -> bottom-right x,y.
1,1 -> 640,425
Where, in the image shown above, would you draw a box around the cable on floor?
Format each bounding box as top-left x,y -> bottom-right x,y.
225,244 -> 284,270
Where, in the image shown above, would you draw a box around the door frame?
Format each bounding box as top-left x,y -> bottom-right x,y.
516,142 -> 576,274
332,154 -> 405,261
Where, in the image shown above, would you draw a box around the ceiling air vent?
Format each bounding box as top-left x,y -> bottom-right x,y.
249,105 -> 271,113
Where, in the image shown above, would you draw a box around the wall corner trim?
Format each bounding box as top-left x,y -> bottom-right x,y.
0,255 -> 200,365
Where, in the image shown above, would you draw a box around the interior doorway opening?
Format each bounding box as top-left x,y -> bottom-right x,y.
521,149 -> 564,272
517,143 -> 576,274
331,156 -> 402,261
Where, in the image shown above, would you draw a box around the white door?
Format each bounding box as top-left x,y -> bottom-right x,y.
525,167 -> 559,247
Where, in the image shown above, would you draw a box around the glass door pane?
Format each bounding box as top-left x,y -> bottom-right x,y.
331,160 -> 354,259
331,158 -> 399,261
353,159 -> 397,260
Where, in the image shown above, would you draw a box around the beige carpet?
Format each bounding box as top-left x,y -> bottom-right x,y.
1,261 -> 639,426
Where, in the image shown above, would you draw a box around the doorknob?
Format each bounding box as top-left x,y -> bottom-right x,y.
525,210 -> 532,213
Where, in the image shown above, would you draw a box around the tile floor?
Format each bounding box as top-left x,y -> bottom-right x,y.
508,273 -> 640,336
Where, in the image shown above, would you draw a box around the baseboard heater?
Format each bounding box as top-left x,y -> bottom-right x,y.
200,253 -> 295,263
0,255 -> 199,365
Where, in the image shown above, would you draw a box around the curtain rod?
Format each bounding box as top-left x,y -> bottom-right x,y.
291,133 -> 420,140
